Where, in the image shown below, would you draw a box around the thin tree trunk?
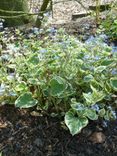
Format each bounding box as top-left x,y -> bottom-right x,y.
35,0 -> 50,28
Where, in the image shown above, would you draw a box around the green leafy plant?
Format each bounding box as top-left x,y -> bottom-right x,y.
99,2 -> 117,41
0,28 -> 117,135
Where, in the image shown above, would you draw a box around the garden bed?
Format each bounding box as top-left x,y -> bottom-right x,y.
0,10 -> 117,155
0,105 -> 117,156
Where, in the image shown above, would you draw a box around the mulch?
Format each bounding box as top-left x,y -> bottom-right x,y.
0,105 -> 117,156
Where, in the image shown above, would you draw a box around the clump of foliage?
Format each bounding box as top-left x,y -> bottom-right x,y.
99,2 -> 117,41
0,28 -> 117,135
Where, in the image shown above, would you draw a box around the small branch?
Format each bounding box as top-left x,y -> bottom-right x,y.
0,9 -> 27,14
0,10 -> 50,19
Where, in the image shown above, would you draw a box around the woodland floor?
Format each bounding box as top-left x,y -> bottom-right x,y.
30,0 -> 114,23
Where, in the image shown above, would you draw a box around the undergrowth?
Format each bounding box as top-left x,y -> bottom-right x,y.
0,28 -> 117,135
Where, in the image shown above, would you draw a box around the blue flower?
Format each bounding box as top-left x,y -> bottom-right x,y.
94,56 -> 100,60
0,83 -> 6,96
85,35 -> 95,44
48,27 -> 57,34
111,69 -> 117,75
39,49 -> 47,53
32,27 -> 40,34
111,111 -> 117,119
102,120 -> 108,127
83,55 -> 90,59
112,46 -> 117,53
91,104 -> 99,111
108,106 -> 112,110
9,91 -> 17,97
99,34 -> 108,40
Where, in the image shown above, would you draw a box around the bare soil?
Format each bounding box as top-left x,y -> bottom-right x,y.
0,105 -> 117,156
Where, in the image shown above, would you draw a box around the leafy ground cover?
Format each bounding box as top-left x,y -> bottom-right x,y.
0,24 -> 117,155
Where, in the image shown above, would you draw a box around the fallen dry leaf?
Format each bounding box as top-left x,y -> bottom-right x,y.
0,122 -> 7,128
89,132 -> 106,144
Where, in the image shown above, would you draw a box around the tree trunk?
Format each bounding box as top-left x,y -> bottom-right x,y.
0,0 -> 32,27
35,0 -> 50,28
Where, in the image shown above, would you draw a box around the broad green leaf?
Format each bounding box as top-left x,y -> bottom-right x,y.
71,101 -> 86,116
71,102 -> 85,111
28,54 -> 39,65
65,110 -> 88,135
91,85 -> 105,102
7,64 -> 16,69
15,82 -> 28,92
101,59 -> 114,66
94,66 -> 106,73
49,76 -> 67,96
104,110 -> 110,120
76,59 -> 83,65
105,81 -> 112,93
110,78 -> 117,91
28,78 -> 39,85
83,74 -> 94,82
99,108 -> 106,117
83,92 -> 92,104
15,92 -> 38,108
109,110 -> 117,119
85,109 -> 98,120
83,86 -> 105,105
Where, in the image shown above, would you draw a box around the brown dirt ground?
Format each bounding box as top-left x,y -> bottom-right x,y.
0,105 -> 117,156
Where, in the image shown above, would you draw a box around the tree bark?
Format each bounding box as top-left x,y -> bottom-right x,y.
35,0 -> 50,28
0,0 -> 32,27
